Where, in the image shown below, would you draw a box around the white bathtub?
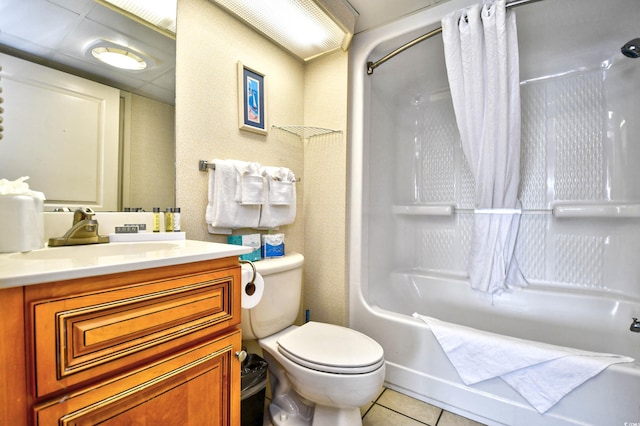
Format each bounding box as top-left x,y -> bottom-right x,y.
348,0 -> 640,424
351,295 -> 640,426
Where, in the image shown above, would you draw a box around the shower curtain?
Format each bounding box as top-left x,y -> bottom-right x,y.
442,0 -> 526,293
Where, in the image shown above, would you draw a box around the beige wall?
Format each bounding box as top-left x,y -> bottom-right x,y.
175,0 -> 305,255
176,0 -> 349,327
302,51 -> 349,326
122,93 -> 175,212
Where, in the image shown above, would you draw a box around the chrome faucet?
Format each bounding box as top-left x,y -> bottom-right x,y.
630,318 -> 640,333
48,208 -> 109,247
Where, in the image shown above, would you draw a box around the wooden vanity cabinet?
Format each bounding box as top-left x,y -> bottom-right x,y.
33,330 -> 240,425
1,256 -> 243,426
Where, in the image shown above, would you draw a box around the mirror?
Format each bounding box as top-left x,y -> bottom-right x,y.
0,0 -> 176,211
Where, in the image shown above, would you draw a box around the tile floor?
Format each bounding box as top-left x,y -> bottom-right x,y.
262,387 -> 486,426
361,388 -> 486,426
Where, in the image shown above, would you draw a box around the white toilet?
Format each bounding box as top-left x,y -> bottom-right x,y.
241,252 -> 385,426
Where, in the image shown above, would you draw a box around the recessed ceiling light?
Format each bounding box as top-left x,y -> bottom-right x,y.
96,0 -> 177,36
89,42 -> 149,70
210,0 -> 358,61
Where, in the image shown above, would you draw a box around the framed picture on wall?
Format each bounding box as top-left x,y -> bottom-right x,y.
237,61 -> 267,135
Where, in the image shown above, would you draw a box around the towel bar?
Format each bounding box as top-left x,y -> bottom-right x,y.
199,160 -> 215,171
199,160 -> 301,181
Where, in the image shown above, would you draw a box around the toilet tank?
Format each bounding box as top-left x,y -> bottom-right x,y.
241,252 -> 304,340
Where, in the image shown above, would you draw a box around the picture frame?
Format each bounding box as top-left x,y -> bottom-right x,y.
237,61 -> 267,135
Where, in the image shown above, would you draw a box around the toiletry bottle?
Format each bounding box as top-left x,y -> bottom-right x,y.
173,207 -> 181,232
152,207 -> 161,232
165,207 -> 173,232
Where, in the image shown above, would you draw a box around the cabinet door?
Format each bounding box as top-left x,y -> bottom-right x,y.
28,260 -> 241,398
33,330 -> 242,426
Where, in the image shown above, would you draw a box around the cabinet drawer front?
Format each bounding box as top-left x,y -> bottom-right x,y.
34,330 -> 242,426
29,264 -> 240,398
62,281 -> 227,370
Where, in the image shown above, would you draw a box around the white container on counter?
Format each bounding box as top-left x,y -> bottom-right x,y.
0,194 -> 44,252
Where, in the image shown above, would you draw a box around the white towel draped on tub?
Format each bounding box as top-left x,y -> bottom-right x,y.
258,166 -> 297,228
413,313 -> 634,413
442,0 -> 525,293
206,159 -> 261,233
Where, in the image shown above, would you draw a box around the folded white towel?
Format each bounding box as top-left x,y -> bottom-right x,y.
206,160 -> 260,232
258,166 -> 297,228
231,160 -> 266,205
269,180 -> 294,205
413,313 -> 634,413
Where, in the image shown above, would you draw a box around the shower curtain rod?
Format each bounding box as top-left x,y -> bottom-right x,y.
366,0 -> 545,75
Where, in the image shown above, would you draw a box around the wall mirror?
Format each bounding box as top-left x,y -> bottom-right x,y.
0,0 -> 176,212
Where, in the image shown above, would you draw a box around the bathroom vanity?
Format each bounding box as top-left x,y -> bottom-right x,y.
0,240 -> 252,425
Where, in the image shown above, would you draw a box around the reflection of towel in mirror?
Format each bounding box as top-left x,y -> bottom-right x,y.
258,166 -> 297,229
206,160 -> 260,233
413,313 -> 634,413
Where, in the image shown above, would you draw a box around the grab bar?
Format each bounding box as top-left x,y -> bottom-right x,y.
552,203 -> 640,218
392,203 -> 640,218
392,205 -> 526,216
392,204 -> 454,216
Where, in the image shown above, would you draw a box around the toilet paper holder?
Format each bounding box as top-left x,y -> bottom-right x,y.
239,259 -> 257,296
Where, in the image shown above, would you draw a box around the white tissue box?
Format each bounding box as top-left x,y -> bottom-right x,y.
0,194 -> 44,253
228,234 -> 261,261
261,234 -> 285,258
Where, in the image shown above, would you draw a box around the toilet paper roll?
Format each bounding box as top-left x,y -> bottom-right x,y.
241,263 -> 264,309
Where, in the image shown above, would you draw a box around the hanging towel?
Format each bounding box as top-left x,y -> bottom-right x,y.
412,313 -> 634,413
442,0 -> 525,294
231,160 -> 266,205
258,166 -> 297,228
206,159 -> 260,233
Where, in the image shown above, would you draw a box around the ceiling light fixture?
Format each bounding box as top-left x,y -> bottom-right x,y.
88,41 -> 151,71
209,0 -> 358,61
91,47 -> 147,70
97,0 -> 177,37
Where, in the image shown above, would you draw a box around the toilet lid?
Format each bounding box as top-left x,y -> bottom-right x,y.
277,322 -> 384,374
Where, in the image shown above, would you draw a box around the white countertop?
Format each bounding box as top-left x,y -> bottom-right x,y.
0,240 -> 254,289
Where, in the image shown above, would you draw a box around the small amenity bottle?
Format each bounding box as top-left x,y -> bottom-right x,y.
152,207 -> 161,232
173,207 -> 181,232
165,207 -> 173,232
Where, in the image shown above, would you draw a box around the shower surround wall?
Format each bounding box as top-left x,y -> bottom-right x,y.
392,61 -> 640,292
348,0 -> 640,425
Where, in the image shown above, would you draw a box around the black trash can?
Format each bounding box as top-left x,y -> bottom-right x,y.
241,353 -> 268,426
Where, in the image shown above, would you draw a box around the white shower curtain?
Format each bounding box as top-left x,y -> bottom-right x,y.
442,0 -> 526,293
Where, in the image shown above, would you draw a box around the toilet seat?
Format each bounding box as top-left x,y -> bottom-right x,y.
277,322 -> 384,374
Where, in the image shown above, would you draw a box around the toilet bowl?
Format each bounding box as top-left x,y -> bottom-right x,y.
241,253 -> 385,426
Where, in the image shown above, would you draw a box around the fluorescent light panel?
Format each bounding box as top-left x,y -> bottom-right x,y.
99,0 -> 177,34
211,0 -> 348,60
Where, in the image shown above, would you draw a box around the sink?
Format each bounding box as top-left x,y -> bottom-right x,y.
10,242 -> 180,261
0,240 -> 254,288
